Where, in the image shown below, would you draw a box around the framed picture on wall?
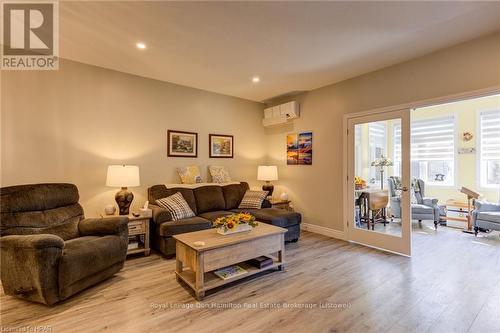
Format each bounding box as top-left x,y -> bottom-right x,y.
167,130 -> 198,157
209,134 -> 234,158
287,131 -> 312,165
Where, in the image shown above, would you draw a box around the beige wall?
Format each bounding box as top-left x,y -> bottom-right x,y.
1,59 -> 266,216
2,32 -> 500,233
266,32 -> 500,232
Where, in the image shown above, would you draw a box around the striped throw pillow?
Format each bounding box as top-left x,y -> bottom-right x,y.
155,192 -> 195,221
238,190 -> 268,209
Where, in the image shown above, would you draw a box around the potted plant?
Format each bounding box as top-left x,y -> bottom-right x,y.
214,213 -> 258,235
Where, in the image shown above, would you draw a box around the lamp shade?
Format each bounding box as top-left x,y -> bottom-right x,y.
106,165 -> 140,187
257,166 -> 278,181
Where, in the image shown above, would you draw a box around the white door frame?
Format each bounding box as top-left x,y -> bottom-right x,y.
342,85 -> 500,255
346,109 -> 411,256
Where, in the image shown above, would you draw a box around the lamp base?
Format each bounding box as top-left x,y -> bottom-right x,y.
115,187 -> 134,215
262,182 -> 274,198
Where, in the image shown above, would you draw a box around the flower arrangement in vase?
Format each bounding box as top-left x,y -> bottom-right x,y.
354,176 -> 367,190
214,213 -> 258,235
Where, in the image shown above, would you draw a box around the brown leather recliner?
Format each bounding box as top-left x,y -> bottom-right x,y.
0,183 -> 129,305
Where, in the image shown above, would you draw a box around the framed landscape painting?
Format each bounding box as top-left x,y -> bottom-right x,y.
167,130 -> 198,157
287,131 -> 312,165
209,134 -> 234,158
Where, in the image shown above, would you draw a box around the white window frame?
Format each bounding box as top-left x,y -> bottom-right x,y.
477,108 -> 500,190
393,114 -> 458,188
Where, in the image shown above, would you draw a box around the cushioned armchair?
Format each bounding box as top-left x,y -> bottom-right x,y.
0,183 -> 129,305
388,177 -> 440,229
472,200 -> 500,235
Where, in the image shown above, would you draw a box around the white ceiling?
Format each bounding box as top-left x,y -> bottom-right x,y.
59,1 -> 500,102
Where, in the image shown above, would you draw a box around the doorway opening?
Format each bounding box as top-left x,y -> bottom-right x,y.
409,94 -> 500,242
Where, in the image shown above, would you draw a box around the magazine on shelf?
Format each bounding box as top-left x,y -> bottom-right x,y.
214,265 -> 247,280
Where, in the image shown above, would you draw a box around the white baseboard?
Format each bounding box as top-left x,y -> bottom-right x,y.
301,223 -> 346,240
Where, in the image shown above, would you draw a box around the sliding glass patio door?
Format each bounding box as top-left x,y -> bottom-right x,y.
346,109 -> 411,256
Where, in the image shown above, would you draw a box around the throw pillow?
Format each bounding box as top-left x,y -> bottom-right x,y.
238,190 -> 268,209
209,166 -> 231,184
410,188 -> 418,204
390,176 -> 402,190
156,192 -> 195,221
412,178 -> 421,193
177,166 -> 202,184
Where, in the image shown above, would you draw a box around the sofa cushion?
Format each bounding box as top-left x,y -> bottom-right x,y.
238,190 -> 268,209
231,208 -> 301,228
177,166 -> 203,184
198,210 -> 234,222
209,166 -> 231,184
193,186 -> 226,214
222,183 -> 249,210
158,216 -> 212,237
411,204 -> 434,215
0,183 -> 84,240
149,185 -> 198,215
59,235 -> 126,289
477,212 -> 500,224
155,192 -> 195,221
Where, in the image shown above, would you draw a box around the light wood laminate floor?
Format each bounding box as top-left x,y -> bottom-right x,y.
1,223 -> 499,333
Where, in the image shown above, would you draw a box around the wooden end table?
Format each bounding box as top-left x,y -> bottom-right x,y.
173,223 -> 286,300
269,199 -> 293,211
126,215 -> 150,256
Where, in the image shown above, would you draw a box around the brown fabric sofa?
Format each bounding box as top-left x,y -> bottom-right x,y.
148,182 -> 301,257
0,183 -> 129,305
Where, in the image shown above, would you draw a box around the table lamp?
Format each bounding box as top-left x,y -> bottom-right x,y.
371,156 -> 393,190
106,165 -> 140,215
258,165 -> 278,197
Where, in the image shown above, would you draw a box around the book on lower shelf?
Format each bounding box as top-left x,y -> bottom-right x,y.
213,265 -> 247,280
247,256 -> 273,269
128,241 -> 140,250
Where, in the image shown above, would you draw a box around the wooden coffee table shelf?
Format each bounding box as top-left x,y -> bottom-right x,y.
176,260 -> 282,293
174,223 -> 286,300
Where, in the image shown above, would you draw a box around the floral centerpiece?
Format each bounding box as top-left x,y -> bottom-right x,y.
354,176 -> 367,190
214,213 -> 258,235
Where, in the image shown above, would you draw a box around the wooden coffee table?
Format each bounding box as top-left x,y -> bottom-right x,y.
173,223 -> 287,300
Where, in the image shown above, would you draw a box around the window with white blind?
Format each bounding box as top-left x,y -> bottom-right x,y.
478,110 -> 500,188
369,122 -> 387,182
393,115 -> 456,186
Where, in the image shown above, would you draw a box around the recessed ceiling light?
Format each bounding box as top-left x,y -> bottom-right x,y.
136,42 -> 146,50
252,76 -> 260,83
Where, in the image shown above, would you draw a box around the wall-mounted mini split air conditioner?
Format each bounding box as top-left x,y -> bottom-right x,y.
262,101 -> 300,127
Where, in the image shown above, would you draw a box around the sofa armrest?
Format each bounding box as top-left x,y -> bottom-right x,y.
474,200 -> 500,212
391,196 -> 401,202
0,234 -> 64,250
79,217 -> 129,237
0,234 -> 64,305
149,204 -> 173,225
422,197 -> 439,206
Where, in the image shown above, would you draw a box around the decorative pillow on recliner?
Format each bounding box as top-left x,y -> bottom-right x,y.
177,166 -> 202,184
238,190 -> 268,209
155,192 -> 195,221
209,166 -> 231,184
